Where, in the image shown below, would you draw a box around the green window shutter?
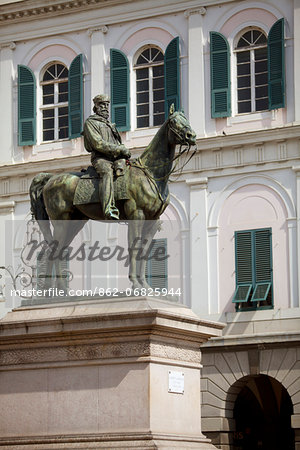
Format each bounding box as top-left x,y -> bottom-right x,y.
18,65 -> 36,146
146,238 -> 168,289
110,49 -> 130,131
233,231 -> 253,302
210,32 -> 231,118
68,54 -> 83,139
233,228 -> 273,306
252,229 -> 272,302
164,37 -> 180,118
268,18 -> 285,109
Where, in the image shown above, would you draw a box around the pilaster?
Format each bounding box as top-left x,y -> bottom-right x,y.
186,177 -> 209,316
293,165 -> 300,304
185,8 -> 206,137
88,26 -> 108,102
294,0 -> 300,122
0,42 -> 15,164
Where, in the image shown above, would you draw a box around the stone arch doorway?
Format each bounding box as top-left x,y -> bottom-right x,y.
232,374 -> 294,450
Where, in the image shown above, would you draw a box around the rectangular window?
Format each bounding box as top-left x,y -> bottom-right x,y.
233,228 -> 273,311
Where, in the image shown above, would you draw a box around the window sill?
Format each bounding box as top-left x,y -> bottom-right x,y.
32,139 -> 72,154
126,126 -> 160,139
227,109 -> 276,125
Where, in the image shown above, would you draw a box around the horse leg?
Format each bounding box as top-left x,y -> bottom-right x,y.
125,202 -> 145,290
137,219 -> 161,289
51,219 -> 87,291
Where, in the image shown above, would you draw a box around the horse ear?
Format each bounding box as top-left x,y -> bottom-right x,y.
169,103 -> 175,116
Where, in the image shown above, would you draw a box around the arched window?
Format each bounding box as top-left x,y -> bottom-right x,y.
235,29 -> 268,114
134,46 -> 165,128
41,62 -> 69,141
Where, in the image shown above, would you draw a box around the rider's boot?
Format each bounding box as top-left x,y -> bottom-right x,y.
99,172 -> 119,220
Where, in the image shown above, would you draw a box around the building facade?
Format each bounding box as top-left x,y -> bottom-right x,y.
0,0 -> 299,448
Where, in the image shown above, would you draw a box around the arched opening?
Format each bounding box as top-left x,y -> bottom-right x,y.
233,374 -> 294,450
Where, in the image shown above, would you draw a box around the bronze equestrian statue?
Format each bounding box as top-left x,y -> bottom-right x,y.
29,99 -> 196,291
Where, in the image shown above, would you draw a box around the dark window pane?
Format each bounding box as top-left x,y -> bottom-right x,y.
255,60 -> 267,73
238,76 -> 251,88
59,112 -> 68,126
153,113 -> 165,126
237,51 -> 250,63
137,79 -> 149,92
238,88 -> 251,101
60,67 -> 69,78
150,48 -> 159,60
256,72 -> 268,85
43,129 -> 54,141
256,85 -> 268,98
43,84 -> 54,95
43,109 -> 54,118
59,127 -> 69,139
238,101 -> 251,114
154,51 -> 164,62
137,116 -> 149,128
59,106 -> 68,116
153,89 -> 164,101
137,92 -> 149,103
153,101 -> 164,113
136,68 -> 149,80
256,34 -> 267,45
153,65 -> 164,77
237,63 -> 250,76
137,104 -> 149,115
43,65 -> 56,81
59,93 -> 68,103
256,98 -> 269,111
43,95 -> 54,105
255,47 -> 267,60
43,118 -> 54,128
153,76 -> 164,89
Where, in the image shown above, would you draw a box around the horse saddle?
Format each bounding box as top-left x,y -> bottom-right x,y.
73,160 -> 130,206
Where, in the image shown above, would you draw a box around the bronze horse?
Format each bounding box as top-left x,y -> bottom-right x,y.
30,106 -> 196,290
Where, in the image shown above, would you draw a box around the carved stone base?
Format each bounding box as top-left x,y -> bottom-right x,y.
0,296 -> 224,449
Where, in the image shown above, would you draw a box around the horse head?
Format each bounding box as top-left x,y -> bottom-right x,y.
167,104 -> 197,147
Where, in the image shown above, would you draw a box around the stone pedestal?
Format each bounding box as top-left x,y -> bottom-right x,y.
0,297 -> 224,449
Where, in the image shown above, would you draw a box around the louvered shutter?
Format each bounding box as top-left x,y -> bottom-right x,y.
68,54 -> 83,139
146,238 -> 168,289
252,229 -> 272,301
268,18 -> 285,109
18,65 -> 36,146
210,32 -> 231,118
110,49 -> 130,131
164,37 -> 180,117
233,231 -> 253,302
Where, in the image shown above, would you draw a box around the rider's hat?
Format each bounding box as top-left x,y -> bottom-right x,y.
93,94 -> 110,104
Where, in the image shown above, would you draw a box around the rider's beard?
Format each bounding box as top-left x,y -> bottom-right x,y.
95,106 -> 109,120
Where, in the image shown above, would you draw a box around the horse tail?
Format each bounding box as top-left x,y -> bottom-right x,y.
30,173 -> 53,244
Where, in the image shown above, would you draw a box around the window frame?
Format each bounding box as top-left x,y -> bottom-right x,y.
133,45 -> 165,130
233,27 -> 268,116
39,61 -> 69,143
233,228 -> 273,311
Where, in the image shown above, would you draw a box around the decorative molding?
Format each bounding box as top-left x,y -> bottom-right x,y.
0,0 -> 107,24
0,340 -> 201,366
0,201 -> 15,214
87,25 -> 108,37
186,177 -> 208,190
0,42 -> 16,50
184,7 -> 206,18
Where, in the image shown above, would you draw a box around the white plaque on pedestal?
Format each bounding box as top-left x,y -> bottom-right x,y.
168,370 -> 184,394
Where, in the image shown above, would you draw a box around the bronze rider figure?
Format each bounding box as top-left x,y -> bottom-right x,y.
83,94 -> 131,220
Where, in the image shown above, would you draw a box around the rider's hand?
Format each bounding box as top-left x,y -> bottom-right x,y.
121,146 -> 131,159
